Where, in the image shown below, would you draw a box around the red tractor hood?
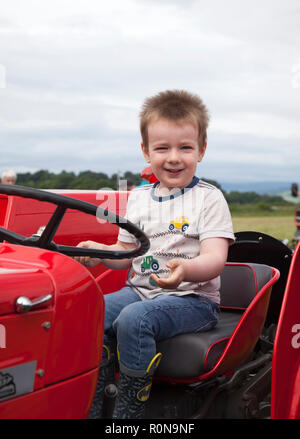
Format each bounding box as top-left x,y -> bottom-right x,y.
0,244 -> 55,316
0,242 -> 104,408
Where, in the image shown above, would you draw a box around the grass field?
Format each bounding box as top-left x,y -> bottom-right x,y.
231,213 -> 296,243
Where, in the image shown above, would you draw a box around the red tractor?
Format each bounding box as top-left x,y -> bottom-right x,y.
0,184 -> 299,419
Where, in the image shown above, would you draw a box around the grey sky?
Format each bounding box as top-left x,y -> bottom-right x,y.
0,0 -> 300,183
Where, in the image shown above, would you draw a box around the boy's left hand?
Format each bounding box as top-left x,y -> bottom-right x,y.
150,259 -> 185,289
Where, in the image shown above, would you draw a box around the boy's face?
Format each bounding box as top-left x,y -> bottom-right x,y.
141,118 -> 206,190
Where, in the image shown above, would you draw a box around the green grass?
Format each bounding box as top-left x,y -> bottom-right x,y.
232,215 -> 295,242
229,203 -> 295,217
231,204 -> 296,242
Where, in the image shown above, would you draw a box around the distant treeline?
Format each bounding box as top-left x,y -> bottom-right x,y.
15,170 -> 290,206
16,170 -> 141,190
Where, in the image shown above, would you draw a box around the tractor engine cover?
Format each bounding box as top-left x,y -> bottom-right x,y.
0,243 -> 104,418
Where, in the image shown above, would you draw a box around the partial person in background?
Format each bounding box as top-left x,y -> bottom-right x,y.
291,183 -> 298,198
139,165 -> 158,186
1,169 -> 17,185
126,180 -> 136,191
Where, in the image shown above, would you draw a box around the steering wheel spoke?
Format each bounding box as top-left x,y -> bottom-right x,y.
37,205 -> 67,248
0,227 -> 28,245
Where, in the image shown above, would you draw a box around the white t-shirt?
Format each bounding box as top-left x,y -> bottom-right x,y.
118,177 -> 235,304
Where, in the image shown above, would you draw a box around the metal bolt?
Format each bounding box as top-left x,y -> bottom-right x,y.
42,321 -> 51,330
36,369 -> 45,378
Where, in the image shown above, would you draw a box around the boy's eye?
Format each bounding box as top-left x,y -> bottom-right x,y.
181,145 -> 193,150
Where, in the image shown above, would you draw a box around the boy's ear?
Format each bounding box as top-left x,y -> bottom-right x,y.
198,142 -> 207,162
141,142 -> 151,163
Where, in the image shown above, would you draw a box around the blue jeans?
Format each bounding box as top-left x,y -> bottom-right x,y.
104,287 -> 219,373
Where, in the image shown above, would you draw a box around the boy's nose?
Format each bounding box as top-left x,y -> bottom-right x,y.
167,148 -> 180,162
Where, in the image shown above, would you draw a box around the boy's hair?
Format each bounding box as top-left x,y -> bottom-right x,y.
140,89 -> 210,150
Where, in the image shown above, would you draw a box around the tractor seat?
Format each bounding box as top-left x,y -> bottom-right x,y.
155,263 -> 277,380
96,262 -> 279,382
155,311 -> 242,377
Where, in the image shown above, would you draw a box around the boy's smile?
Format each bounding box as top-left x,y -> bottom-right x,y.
142,119 -> 206,190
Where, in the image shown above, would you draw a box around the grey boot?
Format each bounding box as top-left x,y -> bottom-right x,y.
88,342 -> 117,419
112,353 -> 162,419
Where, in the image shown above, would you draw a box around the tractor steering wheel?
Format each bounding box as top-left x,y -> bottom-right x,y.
0,184 -> 150,259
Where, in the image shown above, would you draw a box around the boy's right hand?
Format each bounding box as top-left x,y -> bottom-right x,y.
74,240 -> 103,267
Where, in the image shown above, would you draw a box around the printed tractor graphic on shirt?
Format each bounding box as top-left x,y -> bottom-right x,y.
141,256 -> 160,272
169,216 -> 190,232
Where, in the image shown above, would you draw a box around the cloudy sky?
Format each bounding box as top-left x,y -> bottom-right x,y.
0,0 -> 300,184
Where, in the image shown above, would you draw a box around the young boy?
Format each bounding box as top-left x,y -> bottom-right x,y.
76,90 -> 235,419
